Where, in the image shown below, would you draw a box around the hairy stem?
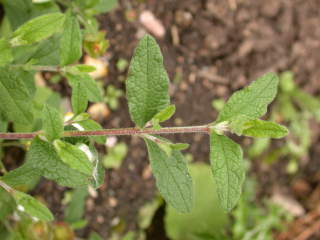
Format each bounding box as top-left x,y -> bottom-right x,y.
0,125 -> 210,140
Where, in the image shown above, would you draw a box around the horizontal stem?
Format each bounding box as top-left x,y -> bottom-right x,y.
0,125 -> 210,140
0,142 -> 26,148
10,64 -> 62,72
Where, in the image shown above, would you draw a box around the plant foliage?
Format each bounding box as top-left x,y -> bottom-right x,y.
0,2 -> 288,236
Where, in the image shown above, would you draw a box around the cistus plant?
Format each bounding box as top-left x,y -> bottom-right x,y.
0,0 -> 288,231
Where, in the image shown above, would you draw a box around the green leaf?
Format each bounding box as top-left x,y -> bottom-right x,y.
144,138 -> 193,213
12,44 -> 39,64
60,12 -> 82,66
74,119 -> 106,144
0,188 -> 15,221
54,140 -> 93,175
0,115 -> 7,134
64,187 -> 88,224
74,0 -> 100,9
170,143 -> 190,151
103,142 -> 127,169
67,64 -> 96,74
157,142 -> 173,156
66,73 -> 103,102
292,89 -> 320,117
13,191 -> 53,221
0,68 -> 33,124
212,99 -> 225,112
42,104 -> 64,141
242,120 -> 289,138
279,71 -> 295,93
151,118 -> 161,130
11,12 -> 65,46
17,70 -> 36,97
72,82 -> 88,115
210,131 -> 245,211
0,164 -> 41,190
72,112 -> 91,122
33,86 -> 61,116
92,0 -> 118,14
2,0 -> 60,30
33,0 -> 53,4
277,95 -> 297,121
62,125 -> 90,145
248,138 -> 271,157
227,114 -> 250,136
0,38 -> 13,66
127,35 -> 170,128
165,163 -> 228,240
2,137 -> 91,188
28,34 -> 61,66
153,104 -> 176,123
89,232 -> 104,240
2,0 -> 33,30
217,73 -> 279,123
0,16 -> 12,38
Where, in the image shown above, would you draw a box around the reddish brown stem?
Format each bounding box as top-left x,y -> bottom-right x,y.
0,125 -> 210,140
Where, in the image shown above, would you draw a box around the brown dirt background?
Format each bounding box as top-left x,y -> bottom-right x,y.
3,0 -> 320,239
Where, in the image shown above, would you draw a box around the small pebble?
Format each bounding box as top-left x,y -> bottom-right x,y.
139,11 -> 165,38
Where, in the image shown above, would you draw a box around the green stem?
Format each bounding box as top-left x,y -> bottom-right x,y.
1,141 -> 26,149
0,160 -> 7,174
0,180 -> 14,193
0,125 -> 211,140
10,64 -> 63,72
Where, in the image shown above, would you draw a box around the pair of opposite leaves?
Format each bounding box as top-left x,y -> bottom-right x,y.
126,34 -> 287,213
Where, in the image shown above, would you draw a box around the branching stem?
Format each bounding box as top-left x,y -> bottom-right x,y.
0,125 -> 211,140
